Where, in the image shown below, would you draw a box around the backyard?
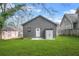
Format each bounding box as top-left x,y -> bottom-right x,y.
0,36 -> 79,56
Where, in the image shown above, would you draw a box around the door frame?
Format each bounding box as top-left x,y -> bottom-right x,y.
35,28 -> 40,38
45,29 -> 53,39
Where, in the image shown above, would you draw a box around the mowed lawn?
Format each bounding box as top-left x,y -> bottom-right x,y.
0,36 -> 79,56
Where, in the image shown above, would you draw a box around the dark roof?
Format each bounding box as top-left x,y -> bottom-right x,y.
64,14 -> 78,23
22,15 -> 57,26
60,14 -> 78,26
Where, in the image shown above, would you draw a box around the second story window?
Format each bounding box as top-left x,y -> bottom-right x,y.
73,22 -> 77,29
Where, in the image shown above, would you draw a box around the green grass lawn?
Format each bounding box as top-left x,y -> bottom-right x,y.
0,36 -> 79,56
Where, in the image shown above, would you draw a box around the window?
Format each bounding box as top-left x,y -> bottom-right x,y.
27,27 -> 31,32
73,22 -> 77,29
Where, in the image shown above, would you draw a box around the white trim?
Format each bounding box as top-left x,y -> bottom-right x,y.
35,28 -> 40,38
45,30 -> 54,39
32,38 -> 42,40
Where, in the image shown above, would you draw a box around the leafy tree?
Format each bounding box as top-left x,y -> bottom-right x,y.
0,3 -> 25,29
0,3 -> 25,38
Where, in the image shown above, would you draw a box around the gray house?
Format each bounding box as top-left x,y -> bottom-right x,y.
59,9 -> 79,36
22,15 -> 57,39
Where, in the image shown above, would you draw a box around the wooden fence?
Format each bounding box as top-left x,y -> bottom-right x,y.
59,29 -> 79,36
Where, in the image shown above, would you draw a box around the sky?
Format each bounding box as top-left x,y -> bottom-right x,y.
44,3 -> 79,23
27,3 -> 79,23
20,3 -> 79,24
6,3 -> 79,28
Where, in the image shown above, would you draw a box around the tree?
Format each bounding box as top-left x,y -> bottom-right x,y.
0,3 -> 59,38
0,3 -> 26,38
0,4 -> 26,28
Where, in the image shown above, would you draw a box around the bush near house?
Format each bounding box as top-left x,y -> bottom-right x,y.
0,36 -> 79,56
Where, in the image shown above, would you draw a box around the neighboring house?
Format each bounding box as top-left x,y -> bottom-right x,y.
22,15 -> 57,39
18,26 -> 23,38
2,27 -> 18,39
59,9 -> 79,36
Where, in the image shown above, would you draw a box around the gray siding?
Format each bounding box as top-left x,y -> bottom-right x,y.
60,16 -> 73,30
60,29 -> 79,36
77,21 -> 79,29
59,14 -> 79,36
23,16 -> 57,38
59,17 -> 73,35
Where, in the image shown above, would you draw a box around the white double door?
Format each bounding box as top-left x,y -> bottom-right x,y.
45,30 -> 53,39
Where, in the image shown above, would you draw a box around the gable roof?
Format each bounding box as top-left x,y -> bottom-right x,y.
65,14 -> 78,23
60,14 -> 78,26
2,27 -> 18,31
22,15 -> 57,26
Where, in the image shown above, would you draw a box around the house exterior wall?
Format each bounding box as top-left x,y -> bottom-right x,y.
2,31 -> 18,39
77,20 -> 79,29
23,17 -> 57,38
77,14 -> 79,28
59,16 -> 73,35
59,15 -> 79,36
60,17 -> 73,30
59,29 -> 79,36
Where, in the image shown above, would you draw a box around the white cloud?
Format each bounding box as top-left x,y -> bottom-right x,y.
54,17 -> 62,24
21,6 -> 41,13
21,6 -> 33,11
35,9 -> 41,12
64,9 -> 76,14
32,8 -> 41,13
44,15 -> 62,24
